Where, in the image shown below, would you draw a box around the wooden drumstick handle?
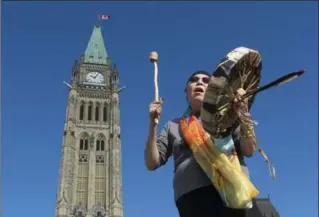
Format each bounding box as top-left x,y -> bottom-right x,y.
154,62 -> 159,101
149,51 -> 161,124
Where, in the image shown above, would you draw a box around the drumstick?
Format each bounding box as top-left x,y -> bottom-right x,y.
217,69 -> 306,112
149,51 -> 161,124
243,69 -> 305,98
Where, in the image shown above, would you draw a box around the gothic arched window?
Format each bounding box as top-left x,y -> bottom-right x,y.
79,133 -> 89,151
77,133 -> 90,206
101,140 -> 105,151
103,103 -> 107,122
96,134 -> 105,151
85,139 -> 88,150
96,140 -> 100,151
95,103 -> 100,121
79,102 -> 85,121
80,139 -> 84,150
88,102 -> 93,121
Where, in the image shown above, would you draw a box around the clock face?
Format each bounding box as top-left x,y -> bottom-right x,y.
86,72 -> 104,84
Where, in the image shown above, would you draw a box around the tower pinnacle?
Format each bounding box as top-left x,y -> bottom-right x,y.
84,24 -> 108,65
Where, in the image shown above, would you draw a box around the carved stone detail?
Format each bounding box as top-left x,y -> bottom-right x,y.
68,122 -> 75,132
115,189 -> 122,205
73,203 -> 87,217
92,205 -> 107,217
82,64 -> 107,70
79,92 -> 111,99
70,95 -> 76,105
89,133 -> 95,149
57,190 -> 68,205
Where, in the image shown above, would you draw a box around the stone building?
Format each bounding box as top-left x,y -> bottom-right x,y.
248,198 -> 281,217
55,24 -> 123,217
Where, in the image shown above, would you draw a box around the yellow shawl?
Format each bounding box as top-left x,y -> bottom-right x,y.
180,115 -> 259,209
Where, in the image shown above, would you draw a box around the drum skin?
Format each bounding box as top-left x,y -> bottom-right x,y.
201,47 -> 262,138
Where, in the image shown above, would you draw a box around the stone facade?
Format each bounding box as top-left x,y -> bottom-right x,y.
55,25 -> 123,217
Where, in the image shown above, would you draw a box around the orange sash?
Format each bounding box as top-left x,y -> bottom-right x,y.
180,115 -> 259,209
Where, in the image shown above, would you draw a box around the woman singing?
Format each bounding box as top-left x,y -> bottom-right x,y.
144,70 -> 257,217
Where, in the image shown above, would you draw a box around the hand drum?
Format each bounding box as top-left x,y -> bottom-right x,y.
201,47 -> 262,138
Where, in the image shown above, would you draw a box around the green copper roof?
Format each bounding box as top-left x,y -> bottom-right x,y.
84,24 -> 108,65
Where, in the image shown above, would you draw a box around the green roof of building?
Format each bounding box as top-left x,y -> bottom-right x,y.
84,24 -> 108,65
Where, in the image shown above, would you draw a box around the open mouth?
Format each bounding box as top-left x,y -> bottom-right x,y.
194,87 -> 204,93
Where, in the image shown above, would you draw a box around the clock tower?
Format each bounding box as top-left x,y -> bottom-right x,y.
55,24 -> 124,217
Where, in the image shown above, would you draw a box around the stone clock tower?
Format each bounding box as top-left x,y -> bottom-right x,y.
55,25 -> 124,217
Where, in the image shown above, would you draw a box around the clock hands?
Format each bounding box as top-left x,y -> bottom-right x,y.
87,72 -> 103,83
88,74 -> 98,80
93,73 -> 99,79
90,73 -> 100,79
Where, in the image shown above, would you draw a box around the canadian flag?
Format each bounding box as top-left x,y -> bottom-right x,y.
98,14 -> 112,20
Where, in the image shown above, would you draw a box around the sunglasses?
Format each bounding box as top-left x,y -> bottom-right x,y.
189,76 -> 210,84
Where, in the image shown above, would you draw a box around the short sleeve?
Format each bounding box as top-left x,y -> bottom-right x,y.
156,123 -> 173,167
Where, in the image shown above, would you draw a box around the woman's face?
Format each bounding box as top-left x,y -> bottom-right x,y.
186,73 -> 210,107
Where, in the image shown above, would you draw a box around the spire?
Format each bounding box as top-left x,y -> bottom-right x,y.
84,24 -> 108,65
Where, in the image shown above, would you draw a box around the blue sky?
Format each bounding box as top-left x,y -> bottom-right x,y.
2,2 -> 318,217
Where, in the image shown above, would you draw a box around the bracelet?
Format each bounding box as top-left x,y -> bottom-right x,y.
240,123 -> 255,138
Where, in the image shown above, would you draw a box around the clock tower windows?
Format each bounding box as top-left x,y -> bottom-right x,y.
95,134 -> 106,206
96,139 -> 105,152
79,102 -> 85,121
79,101 -> 109,123
76,133 -> 89,206
88,102 -> 93,121
103,103 -> 107,122
79,134 -> 89,151
95,103 -> 100,121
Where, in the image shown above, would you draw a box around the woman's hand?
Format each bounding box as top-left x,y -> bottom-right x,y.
232,88 -> 249,116
149,100 -> 163,125
233,88 -> 257,157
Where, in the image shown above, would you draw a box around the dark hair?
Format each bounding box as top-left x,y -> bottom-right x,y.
184,70 -> 210,92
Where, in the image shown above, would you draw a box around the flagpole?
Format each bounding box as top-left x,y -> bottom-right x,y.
97,14 -> 112,53
97,14 -> 112,33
